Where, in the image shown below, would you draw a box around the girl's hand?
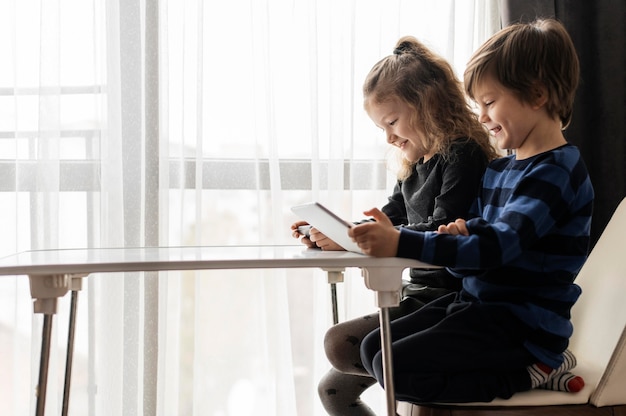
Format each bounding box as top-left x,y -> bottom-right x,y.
291,221 -> 317,248
437,219 -> 469,236
309,228 -> 345,251
348,208 -> 399,257
290,220 -> 344,250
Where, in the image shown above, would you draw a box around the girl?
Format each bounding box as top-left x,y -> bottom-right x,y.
291,36 -> 498,415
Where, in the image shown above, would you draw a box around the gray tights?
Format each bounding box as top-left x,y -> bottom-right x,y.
318,297 -> 423,416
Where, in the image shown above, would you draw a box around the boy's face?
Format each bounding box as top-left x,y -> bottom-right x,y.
472,75 -> 545,158
365,97 -> 431,163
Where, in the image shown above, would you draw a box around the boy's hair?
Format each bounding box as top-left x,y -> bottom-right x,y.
364,36 -> 497,180
464,19 -> 580,129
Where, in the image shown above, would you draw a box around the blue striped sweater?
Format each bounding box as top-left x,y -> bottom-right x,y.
397,144 -> 594,367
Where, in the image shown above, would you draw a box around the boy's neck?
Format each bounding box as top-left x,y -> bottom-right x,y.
514,121 -> 567,160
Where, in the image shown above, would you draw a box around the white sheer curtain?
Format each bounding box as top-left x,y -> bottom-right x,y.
0,1 -> 499,415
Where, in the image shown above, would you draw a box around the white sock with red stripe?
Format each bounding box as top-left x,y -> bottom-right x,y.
538,371 -> 585,392
527,349 -> 583,392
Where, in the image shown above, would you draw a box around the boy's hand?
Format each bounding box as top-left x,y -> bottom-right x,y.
348,208 -> 399,257
437,219 -> 469,236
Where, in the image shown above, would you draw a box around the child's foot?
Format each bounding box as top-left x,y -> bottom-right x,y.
538,371 -> 585,392
527,349 -> 578,389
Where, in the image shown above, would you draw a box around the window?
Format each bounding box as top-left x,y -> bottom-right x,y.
0,1 -> 499,415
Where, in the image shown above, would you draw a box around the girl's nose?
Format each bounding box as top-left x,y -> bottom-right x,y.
386,130 -> 395,144
478,109 -> 489,124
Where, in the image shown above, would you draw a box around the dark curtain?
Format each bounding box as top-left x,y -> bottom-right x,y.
500,0 -> 626,247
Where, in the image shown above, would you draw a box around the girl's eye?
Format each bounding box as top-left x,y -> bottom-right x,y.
484,101 -> 494,107
389,119 -> 398,126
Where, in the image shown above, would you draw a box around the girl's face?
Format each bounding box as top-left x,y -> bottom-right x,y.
365,97 -> 432,163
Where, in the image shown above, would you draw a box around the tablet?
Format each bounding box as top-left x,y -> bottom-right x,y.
291,202 -> 363,254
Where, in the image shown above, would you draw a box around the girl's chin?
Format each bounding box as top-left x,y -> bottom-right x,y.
401,150 -> 422,162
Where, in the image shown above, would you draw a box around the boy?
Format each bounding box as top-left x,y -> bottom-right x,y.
349,19 -> 594,403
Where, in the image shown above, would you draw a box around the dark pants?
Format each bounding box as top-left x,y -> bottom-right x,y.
360,293 -> 536,404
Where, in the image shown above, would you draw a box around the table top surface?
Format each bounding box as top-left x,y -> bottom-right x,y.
0,245 -> 434,276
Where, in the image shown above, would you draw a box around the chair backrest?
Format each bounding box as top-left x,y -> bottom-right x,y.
568,197 -> 626,406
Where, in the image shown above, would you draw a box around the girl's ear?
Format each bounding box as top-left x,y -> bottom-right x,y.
531,83 -> 549,109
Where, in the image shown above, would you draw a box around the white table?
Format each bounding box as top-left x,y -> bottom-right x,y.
0,245 -> 436,416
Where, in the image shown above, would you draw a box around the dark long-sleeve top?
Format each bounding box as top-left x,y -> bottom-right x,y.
380,139 -> 490,289
397,144 -> 594,368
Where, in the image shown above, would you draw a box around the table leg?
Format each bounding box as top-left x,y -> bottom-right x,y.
324,269 -> 344,325
29,273 -> 86,416
62,290 -> 79,416
360,266 -> 404,416
379,306 -> 396,416
36,314 -> 54,416
330,283 -> 339,325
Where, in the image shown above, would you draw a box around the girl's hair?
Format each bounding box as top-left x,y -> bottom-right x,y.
464,19 -> 579,129
363,36 -> 498,180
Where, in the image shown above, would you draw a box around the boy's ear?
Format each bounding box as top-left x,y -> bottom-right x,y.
531,84 -> 549,109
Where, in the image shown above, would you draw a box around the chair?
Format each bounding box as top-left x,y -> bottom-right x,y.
397,197 -> 626,416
